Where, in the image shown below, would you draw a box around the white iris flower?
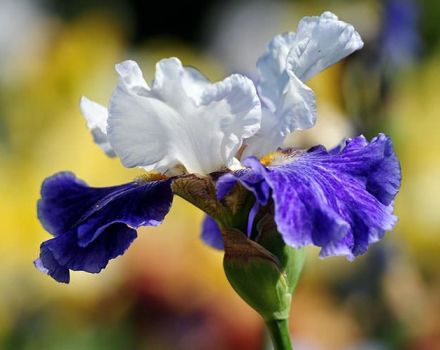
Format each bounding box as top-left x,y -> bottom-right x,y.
81,58 -> 260,175
80,12 -> 363,175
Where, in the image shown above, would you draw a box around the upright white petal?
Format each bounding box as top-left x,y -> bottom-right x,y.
108,58 -> 261,175
256,33 -> 318,132
242,108 -> 285,159
79,96 -> 115,157
249,32 -> 317,159
277,70 -> 317,134
286,11 -> 364,81
115,60 -> 150,95
153,58 -> 211,106
245,71 -> 316,158
256,32 -> 297,112
245,11 -> 362,159
255,28 -> 319,147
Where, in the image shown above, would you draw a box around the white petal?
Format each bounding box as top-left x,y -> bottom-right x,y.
229,157 -> 244,171
286,11 -> 364,81
242,107 -> 285,158
108,58 -> 261,175
243,73 -> 316,159
200,74 -> 261,167
251,66 -> 316,158
79,96 -> 115,157
255,25 -> 318,147
256,32 -> 296,111
108,87 -> 176,170
250,11 -> 361,158
115,60 -> 150,95
153,57 -> 211,107
279,70 -> 316,133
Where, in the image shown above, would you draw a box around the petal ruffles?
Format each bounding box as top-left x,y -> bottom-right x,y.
244,12 -> 363,159
214,134 -> 401,259
35,172 -> 173,282
108,58 -> 261,175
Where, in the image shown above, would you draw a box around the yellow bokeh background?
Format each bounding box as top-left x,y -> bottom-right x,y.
0,1 -> 439,349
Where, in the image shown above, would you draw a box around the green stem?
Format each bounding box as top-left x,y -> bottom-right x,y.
265,319 -> 293,350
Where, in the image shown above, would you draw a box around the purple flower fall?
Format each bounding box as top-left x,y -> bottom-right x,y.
204,134 -> 400,259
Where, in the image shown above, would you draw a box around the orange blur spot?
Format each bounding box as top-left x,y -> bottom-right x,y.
135,172 -> 168,183
259,151 -> 284,166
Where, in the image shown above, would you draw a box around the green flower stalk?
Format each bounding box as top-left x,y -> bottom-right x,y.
173,174 -> 305,350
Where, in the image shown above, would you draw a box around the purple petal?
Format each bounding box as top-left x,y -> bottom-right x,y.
320,134 -> 401,205
37,172 -> 131,236
200,215 -> 224,250
210,167 -> 270,246
225,134 -> 401,259
35,223 -> 137,283
246,201 -> 261,237
35,173 -> 173,282
76,178 -> 174,246
215,168 -> 271,205
216,173 -> 240,200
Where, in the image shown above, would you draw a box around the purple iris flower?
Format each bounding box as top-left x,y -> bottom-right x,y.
35,12 -> 401,283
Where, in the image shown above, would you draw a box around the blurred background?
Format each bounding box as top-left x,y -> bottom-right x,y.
0,0 -> 439,349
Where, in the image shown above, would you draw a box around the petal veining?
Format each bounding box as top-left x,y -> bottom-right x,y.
217,134 -> 401,259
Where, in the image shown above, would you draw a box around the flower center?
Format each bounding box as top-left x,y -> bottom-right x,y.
260,149 -> 303,167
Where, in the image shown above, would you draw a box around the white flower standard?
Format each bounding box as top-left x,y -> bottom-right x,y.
82,58 -> 261,175
80,12 -> 363,175
243,11 -> 364,158
80,97 -> 115,157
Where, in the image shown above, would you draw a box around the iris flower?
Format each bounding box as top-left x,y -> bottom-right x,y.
35,12 -> 401,287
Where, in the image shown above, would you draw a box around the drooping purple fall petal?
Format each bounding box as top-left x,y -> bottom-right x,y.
213,134 -> 401,259
35,172 -> 173,283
